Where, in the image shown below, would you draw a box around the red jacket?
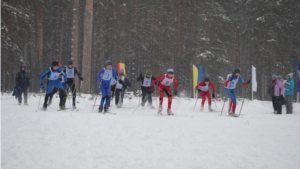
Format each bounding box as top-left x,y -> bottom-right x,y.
195,80 -> 216,93
155,74 -> 179,90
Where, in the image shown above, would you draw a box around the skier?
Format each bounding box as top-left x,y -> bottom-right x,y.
15,64 -> 31,105
274,75 -> 284,114
155,69 -> 179,115
195,77 -> 216,111
284,73 -> 294,114
137,70 -> 156,108
110,76 -> 117,101
48,62 -> 64,105
223,68 -> 250,116
115,69 -> 131,107
267,74 -> 277,113
39,61 -> 67,110
96,60 -> 118,113
63,60 -> 84,109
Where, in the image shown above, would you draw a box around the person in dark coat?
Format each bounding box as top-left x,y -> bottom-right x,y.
268,74 -> 277,113
115,69 -> 131,107
15,64 -> 31,105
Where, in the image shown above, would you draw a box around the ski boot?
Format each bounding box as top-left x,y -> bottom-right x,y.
59,105 -> 66,110
200,106 -> 204,111
228,111 -> 238,117
98,106 -> 103,113
72,104 -> 76,110
24,103 -> 29,106
48,98 -> 52,106
167,109 -> 174,115
18,103 -> 22,105
208,106 -> 214,112
104,106 -> 109,113
42,103 -> 47,111
158,105 -> 163,115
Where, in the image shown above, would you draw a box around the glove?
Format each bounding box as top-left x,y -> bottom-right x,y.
247,79 -> 251,84
148,87 -> 154,93
198,89 -> 201,93
212,93 -> 215,99
118,79 -> 123,84
40,84 -> 44,91
174,90 -> 178,96
79,77 -> 84,81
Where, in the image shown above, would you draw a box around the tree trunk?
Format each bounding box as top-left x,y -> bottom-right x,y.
71,0 -> 80,69
81,0 -> 93,94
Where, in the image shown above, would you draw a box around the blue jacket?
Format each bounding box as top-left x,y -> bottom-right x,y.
96,68 -> 118,82
39,67 -> 67,85
284,78 -> 294,96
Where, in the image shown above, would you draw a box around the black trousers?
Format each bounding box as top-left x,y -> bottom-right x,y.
44,88 -> 66,108
141,90 -> 152,106
271,96 -> 277,111
18,87 -> 28,104
275,96 -> 282,114
115,89 -> 124,105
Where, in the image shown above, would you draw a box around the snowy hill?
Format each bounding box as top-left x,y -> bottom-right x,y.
1,93 -> 300,169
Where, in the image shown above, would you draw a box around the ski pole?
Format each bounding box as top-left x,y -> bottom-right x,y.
77,81 -> 82,104
214,99 -> 217,109
92,90 -> 99,112
220,97 -> 227,115
36,91 -> 43,112
238,86 -> 249,116
193,96 -> 199,111
132,92 -> 149,113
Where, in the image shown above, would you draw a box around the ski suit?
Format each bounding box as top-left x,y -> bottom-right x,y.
223,73 -> 248,113
195,80 -> 216,106
155,74 -> 179,110
96,68 -> 118,107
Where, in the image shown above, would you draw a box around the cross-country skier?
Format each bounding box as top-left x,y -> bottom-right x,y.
96,60 -> 118,113
224,68 -> 250,116
110,76 -> 117,101
63,60 -> 83,109
115,69 -> 131,107
15,64 -> 31,105
155,69 -> 179,115
48,62 -> 64,105
195,77 -> 216,111
137,70 -> 156,108
39,61 -> 67,110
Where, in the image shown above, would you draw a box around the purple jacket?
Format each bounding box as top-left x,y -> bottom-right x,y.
274,79 -> 284,96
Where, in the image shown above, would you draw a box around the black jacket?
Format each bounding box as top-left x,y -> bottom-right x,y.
15,70 -> 30,89
268,80 -> 276,97
119,78 -> 131,90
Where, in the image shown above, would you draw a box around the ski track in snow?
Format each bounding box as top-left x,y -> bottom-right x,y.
1,94 -> 300,169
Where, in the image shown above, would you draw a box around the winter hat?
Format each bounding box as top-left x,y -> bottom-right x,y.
68,60 -> 73,65
272,74 -> 277,78
204,77 -> 210,82
105,60 -> 112,66
119,69 -> 125,75
277,75 -> 283,80
52,61 -> 59,66
58,62 -> 63,67
234,68 -> 241,73
286,73 -> 293,78
167,69 -> 174,74
146,70 -> 152,75
20,64 -> 26,69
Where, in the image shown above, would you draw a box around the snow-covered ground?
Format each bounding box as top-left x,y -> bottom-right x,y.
1,93 -> 300,169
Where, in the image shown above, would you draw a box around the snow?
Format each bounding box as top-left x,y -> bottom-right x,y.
1,94 -> 300,169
